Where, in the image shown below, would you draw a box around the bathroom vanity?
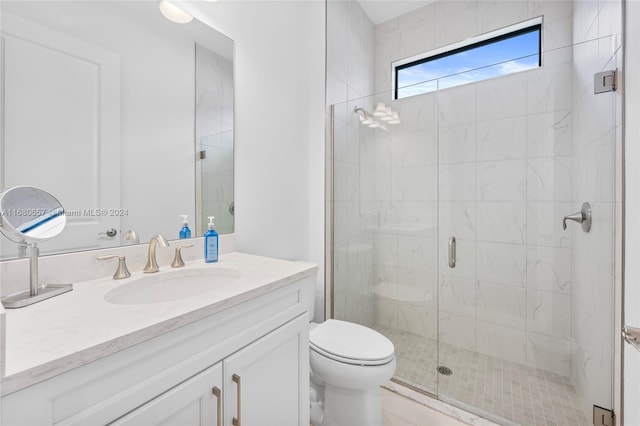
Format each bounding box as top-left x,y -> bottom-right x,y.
1,253 -> 317,426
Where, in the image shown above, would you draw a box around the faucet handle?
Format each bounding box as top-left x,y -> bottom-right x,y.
97,255 -> 131,280
172,244 -> 194,268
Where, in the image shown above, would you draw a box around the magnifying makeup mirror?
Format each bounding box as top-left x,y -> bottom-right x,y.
0,186 -> 72,308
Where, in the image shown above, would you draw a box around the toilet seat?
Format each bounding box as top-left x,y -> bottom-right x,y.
310,320 -> 394,366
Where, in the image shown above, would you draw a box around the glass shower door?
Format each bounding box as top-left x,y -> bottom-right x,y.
331,90 -> 440,396
435,37 -> 617,425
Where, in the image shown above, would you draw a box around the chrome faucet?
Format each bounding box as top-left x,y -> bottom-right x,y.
143,234 -> 169,273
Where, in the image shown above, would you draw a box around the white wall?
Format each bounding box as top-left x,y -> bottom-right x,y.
184,1 -> 326,311
114,11 -> 195,244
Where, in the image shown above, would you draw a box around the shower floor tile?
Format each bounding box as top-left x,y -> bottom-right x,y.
373,324 -> 588,426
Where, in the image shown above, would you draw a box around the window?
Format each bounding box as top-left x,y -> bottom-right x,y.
393,18 -> 542,99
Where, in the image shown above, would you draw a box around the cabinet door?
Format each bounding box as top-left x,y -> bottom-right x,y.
110,362 -> 223,426
223,314 -> 309,426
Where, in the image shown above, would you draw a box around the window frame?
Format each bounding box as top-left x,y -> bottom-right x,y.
392,17 -> 543,100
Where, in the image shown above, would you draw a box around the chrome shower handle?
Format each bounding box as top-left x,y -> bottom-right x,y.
562,202 -> 592,232
448,236 -> 456,268
562,213 -> 583,229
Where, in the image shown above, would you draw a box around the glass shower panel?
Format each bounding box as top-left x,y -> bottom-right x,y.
332,94 -> 377,329
331,90 -> 440,394
436,37 -> 616,425
330,35 -> 617,426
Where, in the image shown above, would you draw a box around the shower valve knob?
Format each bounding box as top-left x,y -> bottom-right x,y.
562,202 -> 591,233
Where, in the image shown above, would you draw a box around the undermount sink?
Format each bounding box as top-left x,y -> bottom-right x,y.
104,267 -> 241,305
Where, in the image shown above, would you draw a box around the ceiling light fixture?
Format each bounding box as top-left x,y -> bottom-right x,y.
388,111 -> 401,124
159,0 -> 193,24
373,102 -> 387,117
354,105 -> 400,131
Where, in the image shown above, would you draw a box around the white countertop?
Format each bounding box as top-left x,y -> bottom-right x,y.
1,252 -> 317,395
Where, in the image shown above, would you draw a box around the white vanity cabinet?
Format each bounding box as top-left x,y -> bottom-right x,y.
222,314 -> 305,426
111,315 -> 307,426
1,273 -> 313,426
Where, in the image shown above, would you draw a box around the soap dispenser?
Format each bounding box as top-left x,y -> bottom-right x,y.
204,216 -> 218,263
179,215 -> 191,239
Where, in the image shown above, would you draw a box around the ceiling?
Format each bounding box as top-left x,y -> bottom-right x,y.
356,1 -> 435,25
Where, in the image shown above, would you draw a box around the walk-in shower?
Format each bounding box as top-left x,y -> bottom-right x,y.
327,1 -> 621,424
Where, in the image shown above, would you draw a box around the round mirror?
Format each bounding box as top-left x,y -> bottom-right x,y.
0,186 -> 66,243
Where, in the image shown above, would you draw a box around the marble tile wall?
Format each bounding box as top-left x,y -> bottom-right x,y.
570,0 -> 621,419
373,0 -> 577,378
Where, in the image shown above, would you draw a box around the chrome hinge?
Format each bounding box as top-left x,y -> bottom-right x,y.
199,150 -> 207,160
594,69 -> 617,94
623,325 -> 640,352
593,406 -> 614,426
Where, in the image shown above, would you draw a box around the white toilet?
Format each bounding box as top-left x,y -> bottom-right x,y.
309,319 -> 396,426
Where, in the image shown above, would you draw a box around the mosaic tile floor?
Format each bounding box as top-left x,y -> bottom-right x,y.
373,324 -> 589,426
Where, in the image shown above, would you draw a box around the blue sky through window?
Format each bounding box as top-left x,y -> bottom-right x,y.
396,27 -> 540,99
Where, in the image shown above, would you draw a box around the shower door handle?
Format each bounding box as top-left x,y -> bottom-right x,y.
448,236 -> 456,268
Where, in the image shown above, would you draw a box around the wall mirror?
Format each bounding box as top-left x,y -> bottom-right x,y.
0,0 -> 234,260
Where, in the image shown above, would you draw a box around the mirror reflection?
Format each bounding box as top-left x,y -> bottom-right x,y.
195,43 -> 234,237
0,1 -> 234,260
0,186 -> 66,243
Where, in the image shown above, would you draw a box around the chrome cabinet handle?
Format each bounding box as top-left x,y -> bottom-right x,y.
232,374 -> 241,426
562,202 -> 592,232
212,386 -> 222,426
448,236 -> 456,268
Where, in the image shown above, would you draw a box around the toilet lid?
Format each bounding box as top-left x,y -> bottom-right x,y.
310,320 -> 395,366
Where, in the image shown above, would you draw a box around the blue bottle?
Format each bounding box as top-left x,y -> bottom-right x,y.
204,216 -> 218,263
179,215 -> 191,239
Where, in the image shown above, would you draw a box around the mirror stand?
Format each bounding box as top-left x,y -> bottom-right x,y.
2,243 -> 73,309
17,241 -> 27,258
